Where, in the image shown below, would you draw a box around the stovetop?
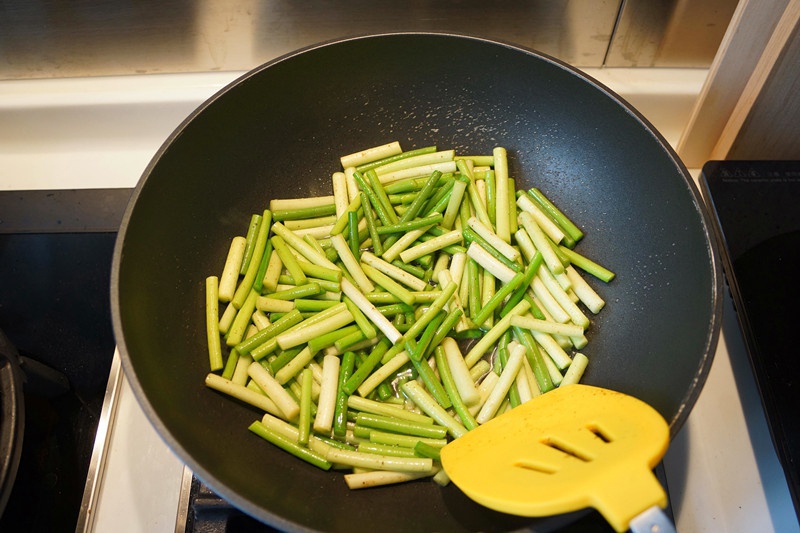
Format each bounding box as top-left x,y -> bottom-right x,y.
0,162 -> 800,532
2,164 -> 798,531
701,160 -> 800,519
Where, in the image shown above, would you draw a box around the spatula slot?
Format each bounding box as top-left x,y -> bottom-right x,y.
541,437 -> 592,462
587,424 -> 613,443
513,461 -> 558,475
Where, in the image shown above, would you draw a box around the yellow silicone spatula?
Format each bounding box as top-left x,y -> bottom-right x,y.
439,384 -> 675,533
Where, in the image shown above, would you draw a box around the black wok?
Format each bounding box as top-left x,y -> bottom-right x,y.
112,33 -> 722,532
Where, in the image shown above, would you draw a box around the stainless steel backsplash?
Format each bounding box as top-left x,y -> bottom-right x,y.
0,0 -> 738,80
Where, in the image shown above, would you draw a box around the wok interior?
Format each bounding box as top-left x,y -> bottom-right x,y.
113,34 -> 719,532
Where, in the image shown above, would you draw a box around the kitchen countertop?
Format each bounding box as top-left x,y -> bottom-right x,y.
1,68 -> 797,532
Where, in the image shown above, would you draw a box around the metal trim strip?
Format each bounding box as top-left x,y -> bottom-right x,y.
76,350 -> 124,533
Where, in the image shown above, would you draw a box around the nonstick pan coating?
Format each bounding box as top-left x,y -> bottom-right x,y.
112,33 -> 722,532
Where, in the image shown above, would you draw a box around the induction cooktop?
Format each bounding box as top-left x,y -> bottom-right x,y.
0,188 -> 131,531
701,160 -> 800,519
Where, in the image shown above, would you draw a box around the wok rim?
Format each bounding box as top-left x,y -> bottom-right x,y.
110,31 -> 723,531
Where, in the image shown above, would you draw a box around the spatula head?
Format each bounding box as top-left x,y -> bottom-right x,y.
440,384 -> 670,532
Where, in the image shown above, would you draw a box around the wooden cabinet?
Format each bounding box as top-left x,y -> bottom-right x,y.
678,0 -> 800,163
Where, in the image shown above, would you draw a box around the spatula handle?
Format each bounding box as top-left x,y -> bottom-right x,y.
628,506 -> 676,533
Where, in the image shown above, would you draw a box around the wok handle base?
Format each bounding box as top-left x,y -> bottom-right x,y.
628,505 -> 676,533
